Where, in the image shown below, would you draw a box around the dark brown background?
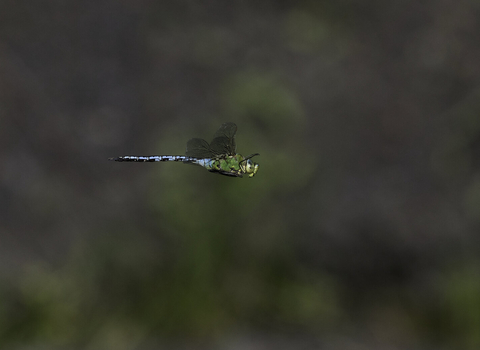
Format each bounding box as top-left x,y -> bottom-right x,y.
1,1 -> 479,349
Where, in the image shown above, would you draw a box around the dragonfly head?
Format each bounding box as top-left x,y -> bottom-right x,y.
240,153 -> 259,177
244,159 -> 259,177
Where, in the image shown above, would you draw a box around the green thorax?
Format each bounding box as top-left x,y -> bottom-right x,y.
208,154 -> 259,178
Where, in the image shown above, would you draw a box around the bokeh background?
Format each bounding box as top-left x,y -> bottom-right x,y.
1,1 -> 480,349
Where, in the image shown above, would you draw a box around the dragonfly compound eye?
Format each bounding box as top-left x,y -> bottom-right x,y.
245,159 -> 253,173
245,160 -> 259,177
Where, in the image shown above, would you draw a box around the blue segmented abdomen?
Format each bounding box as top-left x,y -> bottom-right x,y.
110,155 -> 187,162
109,155 -> 214,169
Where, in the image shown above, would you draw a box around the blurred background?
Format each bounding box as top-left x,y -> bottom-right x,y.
1,1 -> 480,349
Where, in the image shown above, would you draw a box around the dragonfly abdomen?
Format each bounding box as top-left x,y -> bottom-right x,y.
109,155 -> 194,162
109,155 -> 214,168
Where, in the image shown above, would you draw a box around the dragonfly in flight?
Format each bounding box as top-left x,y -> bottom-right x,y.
109,122 -> 259,178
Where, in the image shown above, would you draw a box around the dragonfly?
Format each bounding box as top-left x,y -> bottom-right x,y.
109,122 -> 259,178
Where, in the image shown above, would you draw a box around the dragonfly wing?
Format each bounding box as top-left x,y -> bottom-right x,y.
185,138 -> 213,158
213,122 -> 237,139
210,122 -> 237,156
209,136 -> 234,156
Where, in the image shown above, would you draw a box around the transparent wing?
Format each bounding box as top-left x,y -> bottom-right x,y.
185,138 -> 214,158
209,122 -> 237,156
